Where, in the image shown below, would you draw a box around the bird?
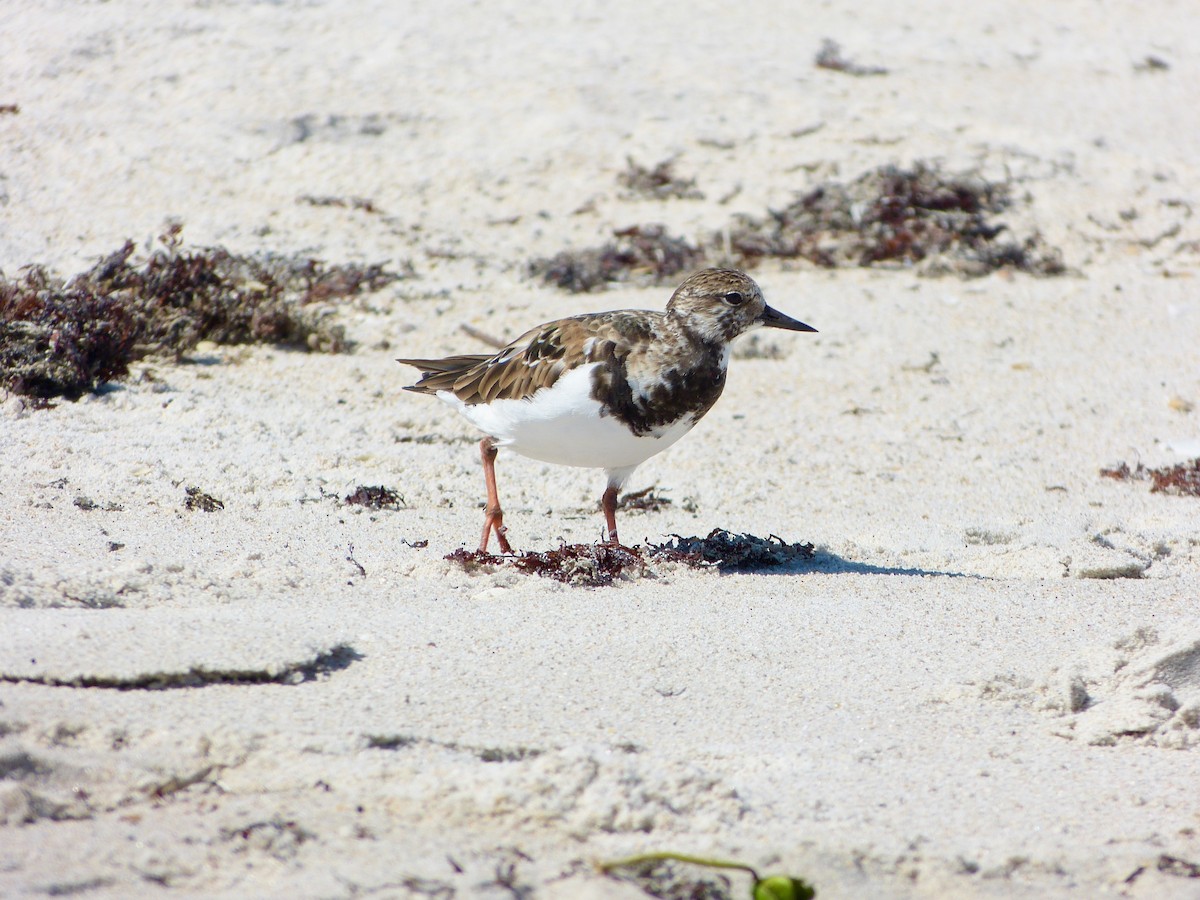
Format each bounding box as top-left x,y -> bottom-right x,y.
397,268 -> 816,553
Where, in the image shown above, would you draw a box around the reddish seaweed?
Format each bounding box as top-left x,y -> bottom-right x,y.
445,528 -> 815,586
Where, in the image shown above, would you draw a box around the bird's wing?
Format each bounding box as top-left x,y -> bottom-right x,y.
395,355 -> 493,392
398,314 -> 647,404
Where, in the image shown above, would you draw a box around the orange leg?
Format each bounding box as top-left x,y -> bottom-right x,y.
601,485 -> 620,545
479,437 -> 513,554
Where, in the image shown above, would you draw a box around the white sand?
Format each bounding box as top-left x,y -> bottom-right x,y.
3,1 -> 1200,897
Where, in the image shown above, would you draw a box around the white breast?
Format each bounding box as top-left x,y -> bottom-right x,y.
436,363 -> 697,471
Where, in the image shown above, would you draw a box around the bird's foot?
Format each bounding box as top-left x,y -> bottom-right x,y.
480,505 -> 514,555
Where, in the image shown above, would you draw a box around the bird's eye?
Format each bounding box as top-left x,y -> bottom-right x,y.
723,291 -> 745,306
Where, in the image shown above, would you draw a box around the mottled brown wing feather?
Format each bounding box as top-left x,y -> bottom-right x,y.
398,317 -> 619,404
395,355 -> 493,395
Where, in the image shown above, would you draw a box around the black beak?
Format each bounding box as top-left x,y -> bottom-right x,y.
760,304 -> 817,333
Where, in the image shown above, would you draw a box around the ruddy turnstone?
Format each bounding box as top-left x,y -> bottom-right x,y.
397,268 -> 816,552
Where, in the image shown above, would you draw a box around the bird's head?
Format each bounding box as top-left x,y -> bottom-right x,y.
666,268 -> 817,344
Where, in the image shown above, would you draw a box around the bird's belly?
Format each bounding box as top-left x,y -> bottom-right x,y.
436,363 -> 697,470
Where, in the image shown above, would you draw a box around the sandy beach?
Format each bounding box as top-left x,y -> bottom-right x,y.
3,1 -> 1200,897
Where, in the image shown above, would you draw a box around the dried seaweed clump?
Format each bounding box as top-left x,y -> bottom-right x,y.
0,225 -> 403,402
1101,458 -> 1200,497
530,224 -> 706,293
184,486 -> 225,512
615,485 -> 674,513
650,528 -> 815,572
446,543 -> 650,588
0,273 -> 137,403
618,157 -> 705,201
530,162 -> 1066,292
445,529 -> 814,586
723,162 -> 1066,277
344,485 -> 406,510
814,38 -> 889,76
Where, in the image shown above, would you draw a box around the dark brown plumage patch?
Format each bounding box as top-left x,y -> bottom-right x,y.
594,341 -> 727,436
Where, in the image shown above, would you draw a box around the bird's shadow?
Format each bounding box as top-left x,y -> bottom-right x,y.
771,547 -> 983,579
